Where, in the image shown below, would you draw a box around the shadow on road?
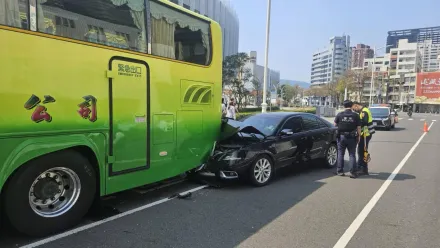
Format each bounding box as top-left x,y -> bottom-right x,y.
357,172 -> 416,181
391,127 -> 406,131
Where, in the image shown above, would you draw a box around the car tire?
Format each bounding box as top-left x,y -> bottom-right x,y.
324,143 -> 338,168
2,150 -> 96,237
248,155 -> 274,187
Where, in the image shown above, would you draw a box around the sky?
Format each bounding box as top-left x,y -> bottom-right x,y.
231,0 -> 440,82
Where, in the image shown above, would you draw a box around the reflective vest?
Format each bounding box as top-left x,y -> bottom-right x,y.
360,107 -> 375,136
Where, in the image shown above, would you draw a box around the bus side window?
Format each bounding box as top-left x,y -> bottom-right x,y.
150,1 -> 211,66
35,0 -> 147,53
0,0 -> 29,29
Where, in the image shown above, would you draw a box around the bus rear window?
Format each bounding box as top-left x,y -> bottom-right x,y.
36,0 -> 147,53
0,0 -> 29,29
150,1 -> 211,66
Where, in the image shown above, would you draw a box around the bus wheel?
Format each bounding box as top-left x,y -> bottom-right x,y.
2,150 -> 96,237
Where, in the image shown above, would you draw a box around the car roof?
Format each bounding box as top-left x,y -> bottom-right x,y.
250,112 -> 315,119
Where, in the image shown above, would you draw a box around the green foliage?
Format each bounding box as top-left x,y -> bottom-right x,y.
222,53 -> 253,109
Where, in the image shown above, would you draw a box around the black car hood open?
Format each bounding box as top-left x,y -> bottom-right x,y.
219,119 -> 266,141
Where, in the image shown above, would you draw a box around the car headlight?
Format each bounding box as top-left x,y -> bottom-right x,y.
222,151 -> 243,161
223,156 -> 242,161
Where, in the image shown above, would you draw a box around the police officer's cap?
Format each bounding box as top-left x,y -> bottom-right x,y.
343,100 -> 353,108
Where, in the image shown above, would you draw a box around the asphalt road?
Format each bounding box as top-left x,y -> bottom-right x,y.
1,113 -> 439,248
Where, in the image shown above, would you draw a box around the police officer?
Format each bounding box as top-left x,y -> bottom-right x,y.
352,101 -> 375,175
334,100 -> 361,178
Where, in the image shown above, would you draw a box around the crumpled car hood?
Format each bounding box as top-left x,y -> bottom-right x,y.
219,118 -> 265,141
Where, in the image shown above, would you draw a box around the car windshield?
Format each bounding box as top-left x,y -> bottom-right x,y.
241,115 -> 284,136
370,108 -> 389,116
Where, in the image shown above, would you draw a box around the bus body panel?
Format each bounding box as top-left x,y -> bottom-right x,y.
0,19 -> 222,195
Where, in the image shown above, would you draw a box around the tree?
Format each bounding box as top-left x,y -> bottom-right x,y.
336,70 -> 371,103
278,84 -> 300,106
252,78 -> 262,106
222,53 -> 253,109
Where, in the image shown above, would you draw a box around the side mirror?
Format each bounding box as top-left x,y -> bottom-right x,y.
280,129 -> 294,136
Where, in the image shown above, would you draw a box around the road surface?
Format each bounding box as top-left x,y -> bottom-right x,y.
1,113 -> 439,248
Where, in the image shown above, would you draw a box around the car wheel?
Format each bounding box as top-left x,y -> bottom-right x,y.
2,150 -> 96,237
324,143 -> 338,168
248,155 -> 274,187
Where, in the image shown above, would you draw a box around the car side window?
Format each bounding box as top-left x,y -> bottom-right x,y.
301,115 -> 321,131
315,117 -> 329,128
282,117 -> 303,133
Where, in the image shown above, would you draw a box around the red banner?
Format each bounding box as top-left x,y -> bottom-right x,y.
415,72 -> 440,104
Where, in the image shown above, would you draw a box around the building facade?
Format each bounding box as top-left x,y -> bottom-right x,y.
310,35 -> 351,86
418,39 -> 440,72
357,39 -> 421,106
357,54 -> 391,103
351,44 -> 373,68
169,0 -> 239,58
386,26 -> 440,53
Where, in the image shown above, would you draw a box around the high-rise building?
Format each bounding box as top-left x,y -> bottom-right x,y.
310,35 -> 351,86
169,0 -> 239,58
351,44 -> 373,68
417,39 -> 440,72
386,26 -> 440,53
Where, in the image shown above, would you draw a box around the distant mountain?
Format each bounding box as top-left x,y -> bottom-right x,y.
280,79 -> 310,89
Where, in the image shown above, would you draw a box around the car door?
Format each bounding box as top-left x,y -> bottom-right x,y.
273,116 -> 305,168
300,114 -> 327,159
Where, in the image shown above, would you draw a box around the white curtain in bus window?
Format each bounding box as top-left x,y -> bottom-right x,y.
0,0 -> 27,29
150,1 -> 210,65
36,0 -> 147,53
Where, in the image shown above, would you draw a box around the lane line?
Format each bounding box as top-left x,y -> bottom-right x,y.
21,185 -> 208,248
333,122 -> 435,248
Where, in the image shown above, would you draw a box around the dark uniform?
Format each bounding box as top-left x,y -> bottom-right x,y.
334,104 -> 361,177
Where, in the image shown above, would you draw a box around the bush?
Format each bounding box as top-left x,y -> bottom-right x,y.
241,106 -> 280,112
284,107 -> 316,114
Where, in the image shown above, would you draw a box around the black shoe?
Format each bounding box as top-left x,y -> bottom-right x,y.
349,172 -> 358,178
335,171 -> 345,176
357,168 -> 369,176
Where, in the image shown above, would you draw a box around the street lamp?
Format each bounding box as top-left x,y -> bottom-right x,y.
369,45 -> 392,106
261,0 -> 271,113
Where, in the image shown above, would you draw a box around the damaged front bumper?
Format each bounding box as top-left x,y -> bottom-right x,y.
197,153 -> 253,180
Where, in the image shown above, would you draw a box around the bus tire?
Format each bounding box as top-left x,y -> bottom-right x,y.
2,150 -> 96,237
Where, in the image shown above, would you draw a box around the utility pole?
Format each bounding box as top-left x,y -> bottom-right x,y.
261,0 -> 271,113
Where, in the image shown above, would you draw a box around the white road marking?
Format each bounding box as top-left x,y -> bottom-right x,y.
20,185 -> 208,248
420,119 -> 425,121
408,118 -> 413,121
333,122 -> 435,248
433,120 -> 437,122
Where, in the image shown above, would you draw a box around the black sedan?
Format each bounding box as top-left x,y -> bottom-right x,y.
199,112 -> 339,187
